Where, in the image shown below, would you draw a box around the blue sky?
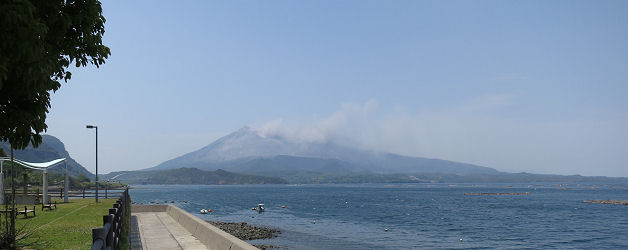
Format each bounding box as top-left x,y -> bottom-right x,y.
45,0 -> 628,176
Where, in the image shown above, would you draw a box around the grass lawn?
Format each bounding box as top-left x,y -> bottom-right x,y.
6,198 -> 117,250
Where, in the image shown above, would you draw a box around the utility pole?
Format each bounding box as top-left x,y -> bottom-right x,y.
86,125 -> 98,203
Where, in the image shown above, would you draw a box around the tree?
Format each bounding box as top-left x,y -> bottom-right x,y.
0,1 -> 110,248
0,0 -> 111,149
76,173 -> 90,183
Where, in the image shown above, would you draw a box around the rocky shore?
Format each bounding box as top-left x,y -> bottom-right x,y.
206,221 -> 281,249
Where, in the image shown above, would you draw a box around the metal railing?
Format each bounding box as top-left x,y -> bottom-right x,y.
90,187 -> 129,250
4,187 -> 126,200
71,187 -> 126,199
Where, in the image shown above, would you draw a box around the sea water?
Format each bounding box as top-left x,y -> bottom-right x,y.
129,183 -> 628,249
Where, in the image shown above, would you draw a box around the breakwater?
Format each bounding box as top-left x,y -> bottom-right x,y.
132,204 -> 258,250
583,200 -> 628,205
464,192 -> 530,195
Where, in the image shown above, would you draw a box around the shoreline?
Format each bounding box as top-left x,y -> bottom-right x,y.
206,220 -> 281,249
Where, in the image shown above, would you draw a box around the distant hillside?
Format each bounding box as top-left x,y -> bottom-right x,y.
417,172 -> 628,183
222,171 -> 628,184
103,168 -> 288,185
0,135 -> 94,178
151,127 -> 500,176
230,155 -> 358,175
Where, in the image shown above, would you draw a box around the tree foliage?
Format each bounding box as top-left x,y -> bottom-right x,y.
0,0 -> 110,149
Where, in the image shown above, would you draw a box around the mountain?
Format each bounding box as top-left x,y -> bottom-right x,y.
230,155 -> 358,175
103,168 -> 288,185
151,127 -> 500,176
0,135 -> 94,178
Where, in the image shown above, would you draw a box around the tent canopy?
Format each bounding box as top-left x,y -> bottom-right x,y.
0,157 -> 66,171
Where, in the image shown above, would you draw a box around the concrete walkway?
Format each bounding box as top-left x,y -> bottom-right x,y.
134,211 -> 207,250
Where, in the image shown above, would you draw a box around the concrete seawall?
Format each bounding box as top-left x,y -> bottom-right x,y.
132,204 -> 258,250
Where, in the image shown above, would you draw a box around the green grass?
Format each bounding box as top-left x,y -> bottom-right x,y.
8,198 -> 117,250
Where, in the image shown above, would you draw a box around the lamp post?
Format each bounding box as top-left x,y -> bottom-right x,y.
86,125 -> 98,203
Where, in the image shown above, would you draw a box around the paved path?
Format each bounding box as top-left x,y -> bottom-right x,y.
134,212 -> 207,250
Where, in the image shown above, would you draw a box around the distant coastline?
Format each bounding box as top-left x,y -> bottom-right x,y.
106,167 -> 628,185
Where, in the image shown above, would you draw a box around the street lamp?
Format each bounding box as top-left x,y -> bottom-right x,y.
86,125 -> 98,203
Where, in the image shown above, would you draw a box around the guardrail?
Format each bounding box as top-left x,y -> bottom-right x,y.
90,187 -> 130,250
69,187 -> 126,199
4,187 -> 127,200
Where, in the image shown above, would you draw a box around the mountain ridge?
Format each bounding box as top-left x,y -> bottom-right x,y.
150,127 -> 500,176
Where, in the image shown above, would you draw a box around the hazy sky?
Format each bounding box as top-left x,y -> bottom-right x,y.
44,0 -> 628,176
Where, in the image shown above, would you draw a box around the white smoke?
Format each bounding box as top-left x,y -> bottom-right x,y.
254,97 -> 628,176
258,100 -> 379,145
256,96 -> 518,153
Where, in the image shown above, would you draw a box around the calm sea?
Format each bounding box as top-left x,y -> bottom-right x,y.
129,183 -> 628,249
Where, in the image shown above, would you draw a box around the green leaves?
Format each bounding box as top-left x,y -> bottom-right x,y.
0,0 -> 110,149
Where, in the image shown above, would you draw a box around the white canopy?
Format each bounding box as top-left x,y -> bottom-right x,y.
0,157 -> 66,171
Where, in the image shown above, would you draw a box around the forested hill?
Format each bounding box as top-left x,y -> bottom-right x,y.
0,135 -> 94,178
103,168 -> 288,185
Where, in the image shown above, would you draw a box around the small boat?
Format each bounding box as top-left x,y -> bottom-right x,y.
200,209 -> 208,214
257,203 -> 265,212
